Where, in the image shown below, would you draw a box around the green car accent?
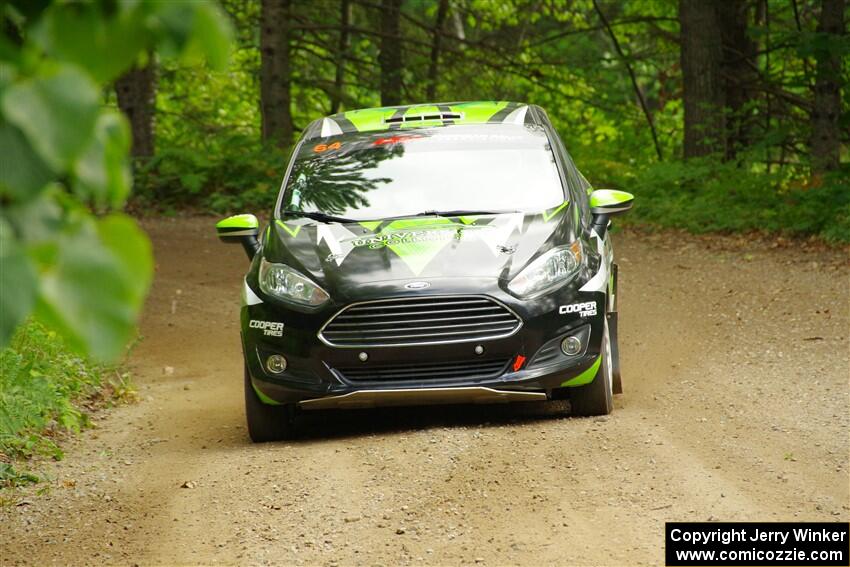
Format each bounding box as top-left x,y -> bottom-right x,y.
358,220 -> 382,231
322,101 -> 526,137
252,382 -> 282,405
275,220 -> 302,238
589,189 -> 634,208
216,214 -> 258,230
560,355 -> 601,387
541,200 -> 569,222
216,214 -> 259,237
380,217 -> 457,276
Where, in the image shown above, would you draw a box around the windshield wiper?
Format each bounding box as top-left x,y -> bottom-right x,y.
280,210 -> 357,224
411,209 -> 520,218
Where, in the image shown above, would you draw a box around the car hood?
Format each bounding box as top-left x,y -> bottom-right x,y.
263,206 -> 578,292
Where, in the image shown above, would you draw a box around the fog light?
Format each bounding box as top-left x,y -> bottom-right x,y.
266,354 -> 287,374
561,336 -> 582,356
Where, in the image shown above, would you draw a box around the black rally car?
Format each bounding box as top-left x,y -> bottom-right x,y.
216,101 -> 634,441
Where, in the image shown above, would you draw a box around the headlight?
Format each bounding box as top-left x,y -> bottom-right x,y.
259,258 -> 329,307
508,242 -> 582,298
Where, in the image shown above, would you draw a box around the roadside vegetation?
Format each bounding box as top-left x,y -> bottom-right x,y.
0,322 -> 135,489
0,2 -> 232,489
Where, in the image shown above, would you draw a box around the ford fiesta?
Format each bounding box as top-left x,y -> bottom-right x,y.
216,101 -> 634,442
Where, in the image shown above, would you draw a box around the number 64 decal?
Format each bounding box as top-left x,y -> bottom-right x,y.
314,141 -> 342,153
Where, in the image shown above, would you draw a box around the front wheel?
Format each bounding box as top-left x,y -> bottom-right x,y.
569,319 -> 614,416
244,367 -> 296,442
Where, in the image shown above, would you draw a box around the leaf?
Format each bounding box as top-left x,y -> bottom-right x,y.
35,215 -> 152,361
2,188 -> 64,246
73,110 -> 132,208
1,65 -> 100,171
152,2 -> 233,69
0,120 -> 55,200
190,3 -> 233,70
29,2 -> 150,83
0,219 -> 37,348
149,3 -> 196,59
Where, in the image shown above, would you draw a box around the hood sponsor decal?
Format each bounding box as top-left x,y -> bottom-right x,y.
310,213 -> 528,275
370,218 -> 458,276
350,226 -> 460,250
317,223 -> 357,265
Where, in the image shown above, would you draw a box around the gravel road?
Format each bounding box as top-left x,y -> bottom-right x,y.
2,217 -> 848,566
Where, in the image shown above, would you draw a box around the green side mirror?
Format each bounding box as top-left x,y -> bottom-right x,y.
590,189 -> 634,216
216,214 -> 260,259
589,189 -> 634,237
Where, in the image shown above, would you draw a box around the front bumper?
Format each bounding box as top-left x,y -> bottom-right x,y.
242,278 -> 607,408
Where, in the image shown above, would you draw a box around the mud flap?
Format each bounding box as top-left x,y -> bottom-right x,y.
607,310 -> 622,394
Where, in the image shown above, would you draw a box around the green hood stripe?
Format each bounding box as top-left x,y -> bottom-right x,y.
358,220 -> 382,231
560,356 -> 601,387
276,219 -> 302,238
542,201 -> 569,222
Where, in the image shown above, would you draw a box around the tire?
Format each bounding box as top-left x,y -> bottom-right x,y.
244,366 -> 296,442
569,318 -> 614,416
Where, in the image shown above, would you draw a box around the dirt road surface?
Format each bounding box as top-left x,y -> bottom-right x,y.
2,217 -> 848,566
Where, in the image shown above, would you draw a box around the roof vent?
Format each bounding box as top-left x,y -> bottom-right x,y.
384,112 -> 462,124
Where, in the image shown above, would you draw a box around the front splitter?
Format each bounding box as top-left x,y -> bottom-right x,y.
298,386 -> 547,410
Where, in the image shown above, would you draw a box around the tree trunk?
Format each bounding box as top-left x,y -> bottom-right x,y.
115,60 -> 157,159
260,0 -> 294,149
593,0 -> 662,161
717,0 -> 756,159
330,0 -> 352,114
811,0 -> 845,174
379,0 -> 403,107
426,0 -> 449,101
679,0 -> 725,158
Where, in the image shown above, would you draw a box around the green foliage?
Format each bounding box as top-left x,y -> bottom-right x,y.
0,321 -> 133,488
602,158 -> 850,242
0,1 -> 233,359
133,135 -> 283,213
136,0 -> 846,242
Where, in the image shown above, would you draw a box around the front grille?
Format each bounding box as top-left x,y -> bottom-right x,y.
319,295 -> 522,347
336,358 -> 511,383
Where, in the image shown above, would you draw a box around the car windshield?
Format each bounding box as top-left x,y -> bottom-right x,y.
277,124 -> 565,221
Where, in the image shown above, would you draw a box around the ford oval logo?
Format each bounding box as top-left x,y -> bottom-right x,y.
404,281 -> 431,290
